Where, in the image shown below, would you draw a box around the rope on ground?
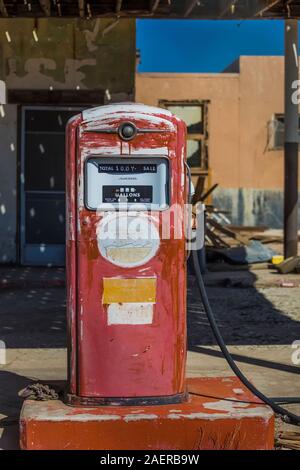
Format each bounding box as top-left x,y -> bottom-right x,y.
18,383 -> 59,401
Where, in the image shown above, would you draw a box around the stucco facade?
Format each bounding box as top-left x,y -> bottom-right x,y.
136,56 -> 300,227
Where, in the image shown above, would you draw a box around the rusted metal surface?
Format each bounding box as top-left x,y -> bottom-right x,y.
66,103 -> 188,401
65,391 -> 188,407
20,377 -> 274,450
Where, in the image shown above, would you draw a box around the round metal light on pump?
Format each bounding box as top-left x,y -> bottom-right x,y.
118,122 -> 137,141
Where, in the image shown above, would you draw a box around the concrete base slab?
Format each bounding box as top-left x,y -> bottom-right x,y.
20,377 -> 274,450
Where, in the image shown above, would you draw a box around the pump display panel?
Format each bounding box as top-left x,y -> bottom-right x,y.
85,157 -> 169,210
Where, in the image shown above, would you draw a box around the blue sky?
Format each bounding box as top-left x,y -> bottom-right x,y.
136,20 -> 287,73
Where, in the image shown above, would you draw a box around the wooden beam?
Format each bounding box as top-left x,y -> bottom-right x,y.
78,0 -> 85,18
57,1 -> 62,17
254,0 -> 281,17
184,0 -> 199,18
150,0 -> 160,14
115,0 -> 122,13
0,0 -> 8,17
285,0 -> 295,17
39,0 -> 51,16
219,0 -> 238,18
8,89 -> 105,105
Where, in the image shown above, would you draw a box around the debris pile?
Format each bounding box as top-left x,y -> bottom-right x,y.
275,256 -> 300,274
277,431 -> 300,450
193,181 -> 276,265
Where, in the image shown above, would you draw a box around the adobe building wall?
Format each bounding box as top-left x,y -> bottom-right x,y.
136,56 -> 300,228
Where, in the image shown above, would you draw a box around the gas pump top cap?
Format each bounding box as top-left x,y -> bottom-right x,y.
118,122 -> 137,141
81,103 -> 173,122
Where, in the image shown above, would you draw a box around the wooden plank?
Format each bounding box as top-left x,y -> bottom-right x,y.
39,0 -> 51,16
78,0 -> 85,18
0,0 -> 8,17
199,183 -> 218,202
219,0 -> 238,18
254,0 -> 281,17
149,0 -> 160,13
206,227 -> 230,248
115,0 -> 122,13
276,256 -> 300,274
207,218 -> 250,245
184,0 -> 199,18
228,225 -> 268,233
192,175 -> 206,204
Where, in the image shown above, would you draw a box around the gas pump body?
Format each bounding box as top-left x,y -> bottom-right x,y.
66,104 -> 188,405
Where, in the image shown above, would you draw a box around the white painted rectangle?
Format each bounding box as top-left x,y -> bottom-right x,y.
107,303 -> 153,325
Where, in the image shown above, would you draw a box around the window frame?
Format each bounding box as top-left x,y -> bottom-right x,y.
159,99 -> 209,173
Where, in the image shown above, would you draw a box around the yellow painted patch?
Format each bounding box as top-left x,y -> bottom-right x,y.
272,255 -> 284,265
103,278 -> 156,304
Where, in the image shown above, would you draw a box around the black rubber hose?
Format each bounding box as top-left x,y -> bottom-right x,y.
272,397 -> 300,404
192,248 -> 300,426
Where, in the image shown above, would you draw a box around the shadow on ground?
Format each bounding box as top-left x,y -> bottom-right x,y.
0,265 -> 299,448
0,370 -> 65,449
187,270 -> 300,347
0,266 -> 300,350
0,286 -> 66,348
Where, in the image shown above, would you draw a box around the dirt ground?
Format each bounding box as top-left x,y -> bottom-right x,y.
0,262 -> 299,449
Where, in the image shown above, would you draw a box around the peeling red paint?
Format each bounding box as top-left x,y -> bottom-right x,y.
66,104 -> 188,401
20,378 -> 274,450
66,113 -> 82,395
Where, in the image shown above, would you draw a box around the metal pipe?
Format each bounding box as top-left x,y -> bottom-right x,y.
284,19 -> 299,259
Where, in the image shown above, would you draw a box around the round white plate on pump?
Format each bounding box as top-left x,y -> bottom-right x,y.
97,213 -> 160,268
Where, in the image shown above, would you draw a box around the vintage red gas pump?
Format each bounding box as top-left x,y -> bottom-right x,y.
20,103 -> 274,450
66,103 -> 188,405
